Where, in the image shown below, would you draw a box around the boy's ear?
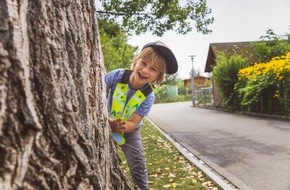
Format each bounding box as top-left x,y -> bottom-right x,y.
153,74 -> 163,84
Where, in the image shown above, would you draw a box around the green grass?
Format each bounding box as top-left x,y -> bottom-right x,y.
118,118 -> 220,190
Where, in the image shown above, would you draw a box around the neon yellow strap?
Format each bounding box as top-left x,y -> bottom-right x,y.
110,83 -> 147,145
122,90 -> 146,121
110,83 -> 128,119
110,83 -> 128,145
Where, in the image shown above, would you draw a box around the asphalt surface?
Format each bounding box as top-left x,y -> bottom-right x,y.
147,101 -> 290,190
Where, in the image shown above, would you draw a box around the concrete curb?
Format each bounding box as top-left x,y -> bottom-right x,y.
146,117 -> 241,190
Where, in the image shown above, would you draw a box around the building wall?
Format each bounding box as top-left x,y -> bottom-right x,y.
183,76 -> 211,88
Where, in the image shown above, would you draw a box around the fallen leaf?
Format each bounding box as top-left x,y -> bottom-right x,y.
172,183 -> 177,188
168,172 -> 176,178
163,184 -> 171,188
149,174 -> 158,178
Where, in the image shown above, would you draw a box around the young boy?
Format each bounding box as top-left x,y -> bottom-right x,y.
105,41 -> 178,190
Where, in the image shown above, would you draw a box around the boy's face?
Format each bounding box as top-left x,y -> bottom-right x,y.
131,58 -> 161,87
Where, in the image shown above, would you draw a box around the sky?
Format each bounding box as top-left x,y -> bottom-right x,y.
127,0 -> 290,79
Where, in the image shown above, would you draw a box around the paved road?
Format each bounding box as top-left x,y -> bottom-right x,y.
147,101 -> 290,190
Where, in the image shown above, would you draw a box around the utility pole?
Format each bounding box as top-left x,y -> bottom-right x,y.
189,55 -> 196,107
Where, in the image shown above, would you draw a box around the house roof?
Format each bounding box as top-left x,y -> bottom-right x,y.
204,41 -> 259,72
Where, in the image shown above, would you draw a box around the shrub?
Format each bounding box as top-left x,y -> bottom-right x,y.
238,52 -> 290,115
212,53 -> 250,110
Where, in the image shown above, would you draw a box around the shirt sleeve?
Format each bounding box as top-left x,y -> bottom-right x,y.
105,68 -> 124,88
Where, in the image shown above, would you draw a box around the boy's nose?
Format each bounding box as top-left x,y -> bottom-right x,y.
142,66 -> 150,73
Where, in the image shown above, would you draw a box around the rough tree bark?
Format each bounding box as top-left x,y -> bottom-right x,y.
0,0 -> 133,189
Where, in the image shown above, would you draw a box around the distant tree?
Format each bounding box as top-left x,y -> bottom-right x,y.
97,0 -> 214,73
99,19 -> 137,72
96,0 -> 214,36
163,74 -> 180,85
251,29 -> 290,62
188,68 -> 201,78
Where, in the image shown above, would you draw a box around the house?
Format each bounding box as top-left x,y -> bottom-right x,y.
183,76 -> 211,88
204,41 -> 259,107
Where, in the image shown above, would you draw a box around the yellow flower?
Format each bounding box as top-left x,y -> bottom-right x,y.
238,51 -> 290,81
274,91 -> 280,99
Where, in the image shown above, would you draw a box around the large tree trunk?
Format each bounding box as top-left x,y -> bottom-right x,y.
0,0 -> 132,189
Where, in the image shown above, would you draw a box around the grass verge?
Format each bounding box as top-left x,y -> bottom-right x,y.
118,118 -> 220,190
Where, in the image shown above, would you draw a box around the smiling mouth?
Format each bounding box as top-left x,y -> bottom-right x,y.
138,72 -> 148,80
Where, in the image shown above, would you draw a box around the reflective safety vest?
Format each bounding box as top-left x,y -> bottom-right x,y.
110,69 -> 153,145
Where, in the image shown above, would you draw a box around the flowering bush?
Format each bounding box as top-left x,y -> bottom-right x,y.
237,52 -> 290,115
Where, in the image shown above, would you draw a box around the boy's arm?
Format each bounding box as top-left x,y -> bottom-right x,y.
122,113 -> 143,133
107,112 -> 142,134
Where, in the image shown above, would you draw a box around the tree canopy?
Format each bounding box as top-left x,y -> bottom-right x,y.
251,29 -> 290,62
96,0 -> 214,36
99,20 -> 137,72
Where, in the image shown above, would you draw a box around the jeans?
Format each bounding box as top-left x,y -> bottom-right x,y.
121,129 -> 149,190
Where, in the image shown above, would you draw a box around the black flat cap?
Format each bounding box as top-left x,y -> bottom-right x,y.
142,41 -> 178,74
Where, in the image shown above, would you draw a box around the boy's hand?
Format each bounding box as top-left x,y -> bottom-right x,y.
108,118 -> 126,134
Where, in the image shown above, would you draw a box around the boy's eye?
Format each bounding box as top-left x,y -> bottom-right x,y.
150,67 -> 158,73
